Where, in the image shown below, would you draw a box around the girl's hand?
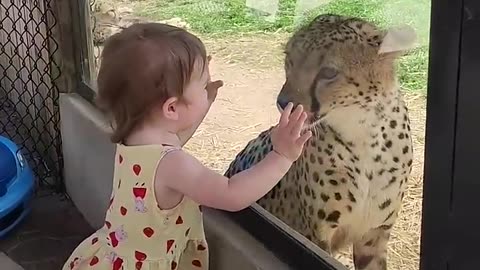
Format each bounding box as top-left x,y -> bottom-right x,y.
206,79 -> 223,102
270,102 -> 312,162
206,55 -> 224,102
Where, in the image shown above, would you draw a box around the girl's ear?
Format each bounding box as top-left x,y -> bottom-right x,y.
162,96 -> 180,121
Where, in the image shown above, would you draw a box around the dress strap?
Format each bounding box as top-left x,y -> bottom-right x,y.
160,144 -> 182,159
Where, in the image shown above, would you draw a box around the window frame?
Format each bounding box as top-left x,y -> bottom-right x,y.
70,0 -> 480,269
420,0 -> 480,269
71,0 -> 97,103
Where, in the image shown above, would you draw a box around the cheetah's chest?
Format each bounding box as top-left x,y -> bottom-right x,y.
293,128 -> 412,233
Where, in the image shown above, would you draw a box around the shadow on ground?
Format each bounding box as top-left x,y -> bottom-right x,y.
0,190 -> 93,270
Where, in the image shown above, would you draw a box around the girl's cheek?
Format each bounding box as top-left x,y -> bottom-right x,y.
202,96 -> 210,112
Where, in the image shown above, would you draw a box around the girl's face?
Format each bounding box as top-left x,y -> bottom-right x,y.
176,59 -> 211,131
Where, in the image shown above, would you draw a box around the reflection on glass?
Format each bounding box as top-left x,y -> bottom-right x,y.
246,0 -> 279,22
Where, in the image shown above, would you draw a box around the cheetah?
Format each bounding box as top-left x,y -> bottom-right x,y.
224,14 -> 416,270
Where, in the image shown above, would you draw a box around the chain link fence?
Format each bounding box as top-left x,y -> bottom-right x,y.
0,0 -> 63,191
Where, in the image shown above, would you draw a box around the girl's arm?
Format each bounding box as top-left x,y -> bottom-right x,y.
157,149 -> 293,211
159,103 -> 312,212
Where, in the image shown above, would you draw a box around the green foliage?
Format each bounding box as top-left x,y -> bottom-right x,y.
135,0 -> 431,93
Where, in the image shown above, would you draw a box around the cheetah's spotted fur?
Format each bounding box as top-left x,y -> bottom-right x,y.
224,14 -> 414,270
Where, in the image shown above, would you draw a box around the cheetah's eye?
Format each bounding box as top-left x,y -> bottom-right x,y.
319,67 -> 338,80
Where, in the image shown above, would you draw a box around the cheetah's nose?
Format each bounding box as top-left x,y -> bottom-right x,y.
276,97 -> 290,111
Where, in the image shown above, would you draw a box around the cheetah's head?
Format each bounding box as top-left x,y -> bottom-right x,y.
277,14 -> 416,128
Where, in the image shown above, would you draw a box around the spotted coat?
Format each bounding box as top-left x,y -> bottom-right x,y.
224,14 -> 414,270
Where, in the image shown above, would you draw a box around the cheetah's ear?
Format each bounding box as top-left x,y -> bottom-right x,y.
378,25 -> 417,55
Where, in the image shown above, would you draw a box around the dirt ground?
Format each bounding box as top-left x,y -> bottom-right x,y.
184,35 -> 426,270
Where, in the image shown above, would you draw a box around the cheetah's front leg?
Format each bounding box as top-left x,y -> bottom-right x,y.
352,227 -> 391,270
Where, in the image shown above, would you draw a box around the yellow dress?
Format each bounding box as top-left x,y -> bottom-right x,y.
63,144 -> 209,270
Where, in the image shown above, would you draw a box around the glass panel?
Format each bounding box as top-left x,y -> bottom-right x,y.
79,0 -> 432,269
75,0 -> 98,92
421,1 -> 480,269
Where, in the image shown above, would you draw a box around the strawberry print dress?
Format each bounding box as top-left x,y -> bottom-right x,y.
63,144 -> 209,270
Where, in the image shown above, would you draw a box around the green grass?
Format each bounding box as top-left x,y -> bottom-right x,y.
135,0 -> 431,93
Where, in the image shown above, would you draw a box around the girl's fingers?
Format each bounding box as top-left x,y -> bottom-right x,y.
296,130 -> 312,146
291,112 -> 307,137
279,102 -> 294,128
207,80 -> 223,91
288,104 -> 303,127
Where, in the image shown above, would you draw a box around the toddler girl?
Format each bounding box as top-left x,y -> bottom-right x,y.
63,22 -> 311,270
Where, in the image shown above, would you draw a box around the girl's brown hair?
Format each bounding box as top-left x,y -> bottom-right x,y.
96,23 -> 207,143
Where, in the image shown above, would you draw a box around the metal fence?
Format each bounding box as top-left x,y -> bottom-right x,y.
0,0 -> 63,191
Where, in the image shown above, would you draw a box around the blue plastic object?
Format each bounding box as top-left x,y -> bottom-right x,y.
0,135 -> 35,238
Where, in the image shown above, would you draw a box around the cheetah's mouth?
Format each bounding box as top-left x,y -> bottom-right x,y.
305,113 -> 327,130
276,104 -> 325,130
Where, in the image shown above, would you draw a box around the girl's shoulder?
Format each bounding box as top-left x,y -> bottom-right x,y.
116,143 -> 180,159
114,143 -> 179,176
